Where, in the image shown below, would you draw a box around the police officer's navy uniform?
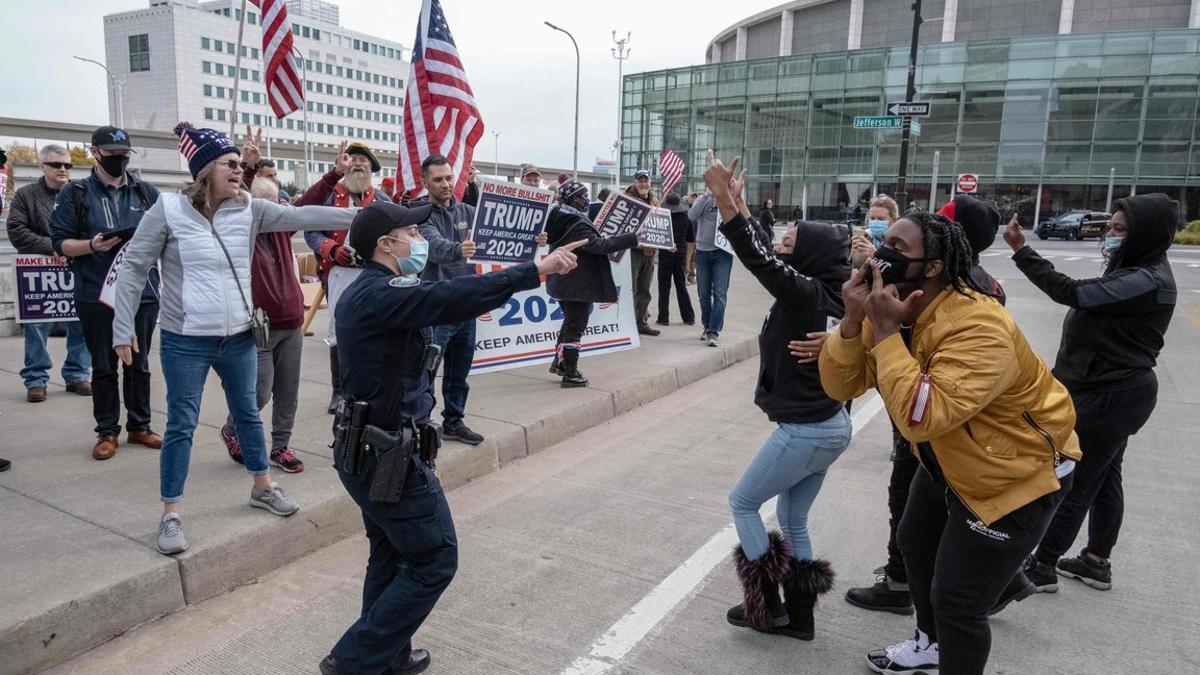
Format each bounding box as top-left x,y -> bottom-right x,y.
324,201 -> 541,675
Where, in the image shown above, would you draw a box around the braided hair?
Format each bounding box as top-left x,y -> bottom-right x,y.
902,209 -> 991,297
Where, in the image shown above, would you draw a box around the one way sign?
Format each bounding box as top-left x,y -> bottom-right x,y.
886,101 -> 931,117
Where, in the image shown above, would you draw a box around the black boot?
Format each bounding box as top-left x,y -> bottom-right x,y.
779,558 -> 835,640
845,569 -> 914,616
559,345 -> 589,388
326,346 -> 342,414
726,531 -> 791,632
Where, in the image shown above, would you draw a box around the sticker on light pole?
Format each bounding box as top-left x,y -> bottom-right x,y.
957,173 -> 979,194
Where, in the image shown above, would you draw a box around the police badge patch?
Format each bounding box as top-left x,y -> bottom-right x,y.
389,276 -> 421,288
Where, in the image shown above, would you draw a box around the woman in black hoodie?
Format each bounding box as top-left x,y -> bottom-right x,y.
544,179 -> 640,388
1004,193 -> 1178,593
706,154 -> 850,641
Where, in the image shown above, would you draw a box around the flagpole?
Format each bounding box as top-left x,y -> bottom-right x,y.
229,0 -> 249,137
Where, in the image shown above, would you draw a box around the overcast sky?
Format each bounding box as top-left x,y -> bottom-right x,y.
1,0 -> 781,171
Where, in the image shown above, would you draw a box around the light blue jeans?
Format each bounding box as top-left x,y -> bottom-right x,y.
729,408 -> 852,561
21,321 -> 91,389
694,249 -> 733,335
160,330 -> 269,502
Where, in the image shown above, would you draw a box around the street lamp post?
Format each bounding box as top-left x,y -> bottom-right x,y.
493,130 -> 500,176
612,31 -> 631,188
293,46 -> 312,187
544,21 -> 580,179
893,0 -> 923,211
73,55 -> 124,128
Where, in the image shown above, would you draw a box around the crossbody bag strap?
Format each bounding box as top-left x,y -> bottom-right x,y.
205,219 -> 254,321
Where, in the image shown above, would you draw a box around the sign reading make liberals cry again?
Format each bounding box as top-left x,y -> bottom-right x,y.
469,179 -> 556,265
593,193 -> 653,263
14,255 -> 78,323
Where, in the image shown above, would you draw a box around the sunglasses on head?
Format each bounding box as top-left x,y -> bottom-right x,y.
45,162 -> 73,170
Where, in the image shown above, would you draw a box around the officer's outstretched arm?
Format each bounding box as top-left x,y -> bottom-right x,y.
377,262 -> 542,331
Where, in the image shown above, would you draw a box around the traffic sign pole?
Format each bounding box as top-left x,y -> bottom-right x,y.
894,0 -> 923,212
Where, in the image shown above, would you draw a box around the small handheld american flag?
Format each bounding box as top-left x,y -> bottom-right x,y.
659,148 -> 685,196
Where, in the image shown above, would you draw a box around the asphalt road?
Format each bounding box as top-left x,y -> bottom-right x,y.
46,238 -> 1200,675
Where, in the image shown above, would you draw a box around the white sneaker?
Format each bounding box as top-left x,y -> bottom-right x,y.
866,631 -> 939,674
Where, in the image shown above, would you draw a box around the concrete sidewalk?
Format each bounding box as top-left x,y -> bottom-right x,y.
0,261 -> 773,675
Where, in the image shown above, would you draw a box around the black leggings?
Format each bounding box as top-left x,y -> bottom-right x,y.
558,300 -> 590,345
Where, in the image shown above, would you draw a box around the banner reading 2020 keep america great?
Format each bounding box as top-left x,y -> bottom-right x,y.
470,257 -> 640,374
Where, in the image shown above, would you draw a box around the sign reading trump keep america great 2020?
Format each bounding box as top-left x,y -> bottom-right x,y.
14,255 -> 78,323
468,179 -> 555,265
592,193 -> 652,264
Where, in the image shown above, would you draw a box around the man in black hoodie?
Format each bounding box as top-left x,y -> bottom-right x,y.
1003,193 -> 1178,593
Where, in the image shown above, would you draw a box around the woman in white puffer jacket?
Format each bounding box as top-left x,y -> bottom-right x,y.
112,123 -> 358,555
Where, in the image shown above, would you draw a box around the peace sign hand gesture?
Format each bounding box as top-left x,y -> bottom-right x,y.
241,124 -> 262,168
333,140 -> 350,176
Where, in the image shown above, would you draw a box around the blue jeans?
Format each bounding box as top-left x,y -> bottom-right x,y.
22,321 -> 91,388
694,249 -> 733,335
433,319 -> 476,429
729,408 -> 852,560
159,330 -> 268,502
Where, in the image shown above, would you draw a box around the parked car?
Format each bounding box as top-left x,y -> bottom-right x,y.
1036,211 -> 1111,240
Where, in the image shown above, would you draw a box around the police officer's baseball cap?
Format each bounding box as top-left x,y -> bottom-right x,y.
349,201 -> 434,259
92,126 -> 132,151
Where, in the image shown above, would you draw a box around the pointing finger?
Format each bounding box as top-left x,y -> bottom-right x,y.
560,239 -> 587,252
728,155 -> 741,175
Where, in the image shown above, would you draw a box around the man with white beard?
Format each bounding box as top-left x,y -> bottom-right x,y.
305,142 -> 392,414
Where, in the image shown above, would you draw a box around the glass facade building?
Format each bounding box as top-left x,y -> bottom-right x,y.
621,29 -> 1200,222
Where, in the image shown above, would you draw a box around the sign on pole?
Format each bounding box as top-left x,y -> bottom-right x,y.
636,207 -> 675,251
14,255 -> 78,323
886,101 -> 931,117
592,193 -> 653,263
470,256 -> 640,374
853,116 -> 903,129
957,173 -> 979,194
469,178 -> 555,265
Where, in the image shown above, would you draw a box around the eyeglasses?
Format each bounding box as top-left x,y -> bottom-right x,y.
44,162 -> 73,170
217,159 -> 244,171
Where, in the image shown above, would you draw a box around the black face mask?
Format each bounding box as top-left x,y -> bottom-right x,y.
97,153 -> 130,178
872,246 -> 929,286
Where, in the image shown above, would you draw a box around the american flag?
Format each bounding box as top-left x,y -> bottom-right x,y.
252,0 -> 304,118
398,0 -> 484,199
659,148 -> 685,196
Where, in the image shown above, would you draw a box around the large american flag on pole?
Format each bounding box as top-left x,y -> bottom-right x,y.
659,148 -> 685,196
252,0 -> 304,118
398,0 -> 484,199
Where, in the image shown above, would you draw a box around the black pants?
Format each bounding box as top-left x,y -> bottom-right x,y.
333,455 -> 457,675
656,253 -> 695,324
558,300 -> 591,345
885,424 -> 919,583
1034,379 -> 1157,564
900,466 -> 1072,675
76,301 -> 157,438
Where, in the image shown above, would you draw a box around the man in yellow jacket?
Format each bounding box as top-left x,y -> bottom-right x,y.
817,208 -> 1081,675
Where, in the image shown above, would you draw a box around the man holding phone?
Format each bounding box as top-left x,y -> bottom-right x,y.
50,126 -> 162,461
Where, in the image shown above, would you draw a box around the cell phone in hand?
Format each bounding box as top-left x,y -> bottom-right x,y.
100,227 -> 137,242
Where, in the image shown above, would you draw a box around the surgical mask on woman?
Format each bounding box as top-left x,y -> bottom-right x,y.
1102,234 -> 1125,256
866,219 -> 889,244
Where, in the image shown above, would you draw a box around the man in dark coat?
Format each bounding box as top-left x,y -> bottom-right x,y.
655,193 -> 696,326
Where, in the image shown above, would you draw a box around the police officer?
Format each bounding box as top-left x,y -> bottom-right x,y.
320,201 -> 581,675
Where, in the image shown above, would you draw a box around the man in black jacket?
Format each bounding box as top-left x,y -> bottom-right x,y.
7,144 -> 92,403
544,179 -> 641,387
655,193 -> 695,326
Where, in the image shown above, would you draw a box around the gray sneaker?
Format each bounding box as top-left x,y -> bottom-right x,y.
156,513 -> 188,555
250,482 -> 299,516
706,334 -> 720,347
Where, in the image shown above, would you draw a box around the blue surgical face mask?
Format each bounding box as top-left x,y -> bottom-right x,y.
385,237 -> 429,276
867,219 -> 889,243
1102,234 -> 1125,256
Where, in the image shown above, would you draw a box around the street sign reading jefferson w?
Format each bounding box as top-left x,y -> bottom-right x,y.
853,116 -> 903,129
887,101 -> 931,117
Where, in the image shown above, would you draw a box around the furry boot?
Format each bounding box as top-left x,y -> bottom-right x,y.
726,531 -> 792,631
780,558 -> 835,640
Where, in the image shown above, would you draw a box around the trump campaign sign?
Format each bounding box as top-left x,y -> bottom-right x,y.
469,179 -> 555,265
14,255 -> 78,323
470,257 -> 640,374
592,193 -> 652,263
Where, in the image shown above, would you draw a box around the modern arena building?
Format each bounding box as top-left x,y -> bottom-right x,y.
620,0 -> 1200,222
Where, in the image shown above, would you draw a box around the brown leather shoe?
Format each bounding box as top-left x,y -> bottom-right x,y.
128,429 -> 163,449
92,435 -> 119,460
66,381 -> 93,396
26,387 -> 47,403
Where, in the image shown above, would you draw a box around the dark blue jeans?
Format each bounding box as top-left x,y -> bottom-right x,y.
21,321 -> 91,389
694,249 -> 733,335
159,330 -> 269,502
333,456 -> 458,674
432,319 -> 475,429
